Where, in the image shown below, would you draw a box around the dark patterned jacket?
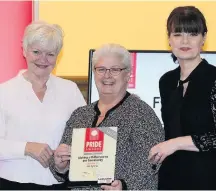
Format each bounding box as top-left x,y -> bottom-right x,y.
50,93 -> 164,190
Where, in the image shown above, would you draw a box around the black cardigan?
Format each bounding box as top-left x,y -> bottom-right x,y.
158,59 -> 216,190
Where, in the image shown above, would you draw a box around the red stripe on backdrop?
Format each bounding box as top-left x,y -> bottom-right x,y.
128,53 -> 137,89
0,1 -> 32,83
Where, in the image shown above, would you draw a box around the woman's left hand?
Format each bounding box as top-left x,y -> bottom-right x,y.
101,180 -> 122,190
148,138 -> 179,164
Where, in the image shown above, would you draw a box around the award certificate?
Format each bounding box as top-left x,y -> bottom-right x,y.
69,127 -> 117,184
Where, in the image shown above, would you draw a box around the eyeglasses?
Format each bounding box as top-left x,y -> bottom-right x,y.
94,67 -> 127,76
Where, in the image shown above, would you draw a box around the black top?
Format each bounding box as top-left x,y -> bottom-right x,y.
92,91 -> 131,127
158,59 -> 216,190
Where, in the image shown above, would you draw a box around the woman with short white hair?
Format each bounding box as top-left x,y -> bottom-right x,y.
51,43 -> 164,190
0,21 -> 86,189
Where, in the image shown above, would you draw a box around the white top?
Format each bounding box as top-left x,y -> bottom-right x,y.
0,71 -> 86,185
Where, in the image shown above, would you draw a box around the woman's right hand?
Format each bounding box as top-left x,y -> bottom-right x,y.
54,144 -> 71,173
25,142 -> 53,168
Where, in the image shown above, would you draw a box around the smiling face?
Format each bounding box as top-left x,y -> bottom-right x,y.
169,32 -> 205,62
94,55 -> 130,98
24,42 -> 58,78
167,6 -> 207,63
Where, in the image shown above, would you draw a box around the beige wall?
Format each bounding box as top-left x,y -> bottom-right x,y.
39,1 -> 216,77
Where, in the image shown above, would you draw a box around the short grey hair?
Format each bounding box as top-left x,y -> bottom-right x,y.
22,21 -> 63,54
92,43 -> 131,72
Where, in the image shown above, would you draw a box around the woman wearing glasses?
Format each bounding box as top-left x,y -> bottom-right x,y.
50,43 -> 164,190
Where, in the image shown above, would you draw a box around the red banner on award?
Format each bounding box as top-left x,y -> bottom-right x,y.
84,128 -> 104,153
128,52 -> 137,89
70,127 -> 117,182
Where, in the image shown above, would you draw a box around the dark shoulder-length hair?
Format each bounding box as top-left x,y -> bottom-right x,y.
167,6 -> 207,63
167,6 -> 207,37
